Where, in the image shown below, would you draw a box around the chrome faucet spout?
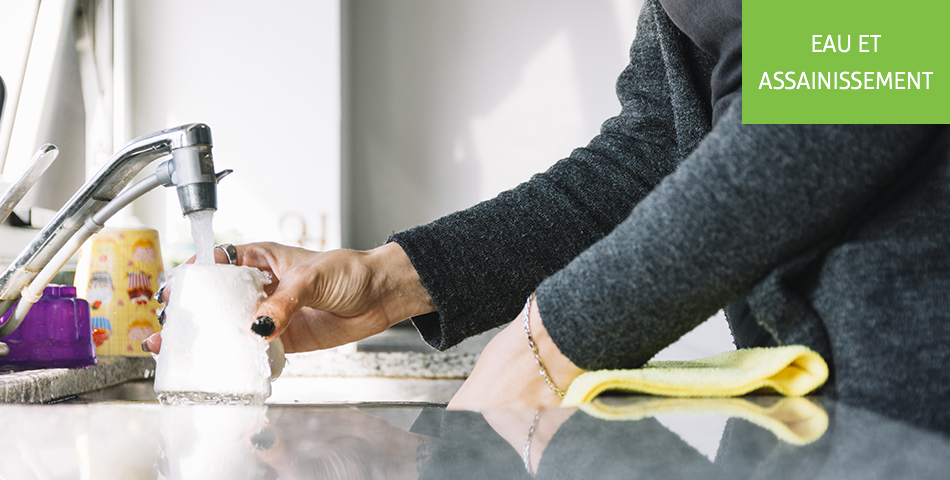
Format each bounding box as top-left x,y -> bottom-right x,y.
0,123 -> 226,340
154,128 -> 219,215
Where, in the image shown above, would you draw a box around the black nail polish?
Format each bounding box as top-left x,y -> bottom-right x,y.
252,316 -> 276,337
157,307 -> 166,326
141,339 -> 151,353
154,285 -> 165,304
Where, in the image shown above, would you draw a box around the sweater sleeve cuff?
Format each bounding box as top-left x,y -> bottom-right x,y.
409,311 -> 446,350
535,282 -> 596,370
386,232 -> 463,351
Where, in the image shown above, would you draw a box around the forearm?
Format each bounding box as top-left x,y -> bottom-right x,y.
390,131 -> 684,349
539,101 -> 939,370
389,142 -> 674,348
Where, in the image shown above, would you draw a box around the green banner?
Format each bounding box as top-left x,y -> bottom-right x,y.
743,0 -> 949,124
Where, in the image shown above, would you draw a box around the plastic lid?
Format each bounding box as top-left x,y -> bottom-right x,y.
41,285 -> 76,298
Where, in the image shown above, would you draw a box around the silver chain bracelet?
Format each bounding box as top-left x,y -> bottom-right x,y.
524,294 -> 565,398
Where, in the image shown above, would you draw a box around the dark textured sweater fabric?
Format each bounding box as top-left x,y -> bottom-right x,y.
390,0 -> 950,432
659,0 -> 741,123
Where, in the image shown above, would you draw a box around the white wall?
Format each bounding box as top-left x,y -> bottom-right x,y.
128,0 -> 341,262
344,0 -> 643,249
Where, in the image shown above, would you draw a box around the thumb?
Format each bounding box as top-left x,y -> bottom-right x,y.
251,276 -> 312,341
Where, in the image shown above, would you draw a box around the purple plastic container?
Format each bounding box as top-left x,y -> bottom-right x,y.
0,285 -> 98,367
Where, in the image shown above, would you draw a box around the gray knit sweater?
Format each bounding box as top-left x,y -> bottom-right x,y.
391,0 -> 950,432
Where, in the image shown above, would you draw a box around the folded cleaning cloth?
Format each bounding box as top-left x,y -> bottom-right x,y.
561,346 -> 828,407
580,396 -> 829,445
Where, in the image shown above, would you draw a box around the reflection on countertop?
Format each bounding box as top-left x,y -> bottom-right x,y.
1,395 -> 948,479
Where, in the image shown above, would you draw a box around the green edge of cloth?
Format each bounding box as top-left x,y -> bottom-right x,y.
561,346 -> 829,407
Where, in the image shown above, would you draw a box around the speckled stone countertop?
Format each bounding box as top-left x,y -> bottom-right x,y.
282,350 -> 478,379
0,356 -> 157,404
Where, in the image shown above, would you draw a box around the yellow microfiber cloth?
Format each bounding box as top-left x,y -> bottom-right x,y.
561,346 -> 828,407
580,396 -> 829,445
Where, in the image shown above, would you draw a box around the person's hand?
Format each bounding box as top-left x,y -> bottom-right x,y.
143,242 -> 434,354
447,295 -> 584,411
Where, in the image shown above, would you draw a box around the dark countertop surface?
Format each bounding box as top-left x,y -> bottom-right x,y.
1,394 -> 948,479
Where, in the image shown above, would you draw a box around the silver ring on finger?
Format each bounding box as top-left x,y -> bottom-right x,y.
214,243 -> 239,265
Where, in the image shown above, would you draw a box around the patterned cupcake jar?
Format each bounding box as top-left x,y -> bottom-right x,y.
74,229 -> 165,356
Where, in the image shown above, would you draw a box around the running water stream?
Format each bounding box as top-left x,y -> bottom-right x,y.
187,210 -> 216,264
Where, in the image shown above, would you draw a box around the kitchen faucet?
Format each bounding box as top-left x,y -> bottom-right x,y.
0,123 -> 231,349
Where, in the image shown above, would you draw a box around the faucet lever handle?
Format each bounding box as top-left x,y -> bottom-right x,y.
215,169 -> 233,184
0,144 -> 59,225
